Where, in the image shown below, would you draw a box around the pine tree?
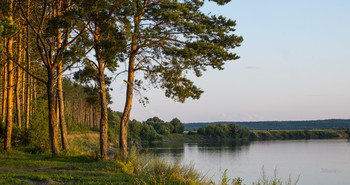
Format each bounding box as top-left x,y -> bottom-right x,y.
118,0 -> 243,157
74,0 -> 125,159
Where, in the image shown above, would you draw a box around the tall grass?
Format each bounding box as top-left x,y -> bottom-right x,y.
115,146 -> 207,184
252,166 -> 299,185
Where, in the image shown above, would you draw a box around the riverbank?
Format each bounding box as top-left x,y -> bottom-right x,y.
158,129 -> 349,143
250,129 -> 349,140
0,133 -> 206,185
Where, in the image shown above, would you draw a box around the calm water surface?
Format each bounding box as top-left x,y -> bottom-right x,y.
145,139 -> 350,185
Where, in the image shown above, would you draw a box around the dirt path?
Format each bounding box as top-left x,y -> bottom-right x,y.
67,132 -> 99,139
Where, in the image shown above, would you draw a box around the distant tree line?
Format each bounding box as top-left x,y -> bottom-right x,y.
185,119 -> 350,131
197,123 -> 250,139
194,123 -> 350,140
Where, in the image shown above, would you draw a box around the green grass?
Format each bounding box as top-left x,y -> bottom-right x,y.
0,133 -> 207,184
0,148 -> 135,184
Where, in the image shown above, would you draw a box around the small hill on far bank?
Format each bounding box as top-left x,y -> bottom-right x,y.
184,119 -> 350,131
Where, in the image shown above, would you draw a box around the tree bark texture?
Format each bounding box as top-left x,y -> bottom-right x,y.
119,59 -> 135,158
5,37 -> 14,151
16,33 -> 23,128
25,0 -> 31,131
119,9 -> 143,157
1,63 -> 7,124
99,68 -> 108,160
57,65 -> 69,150
47,68 -> 60,156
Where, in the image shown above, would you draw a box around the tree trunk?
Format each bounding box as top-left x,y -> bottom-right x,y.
119,12 -> 141,157
25,0 -> 31,131
16,33 -> 23,129
0,66 -> 3,126
57,65 -> 69,150
119,59 -> 135,158
99,64 -> 108,160
15,73 -> 22,128
5,37 -> 14,152
1,63 -> 7,124
47,68 -> 60,156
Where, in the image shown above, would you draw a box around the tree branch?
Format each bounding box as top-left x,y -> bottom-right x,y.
3,50 -> 47,84
58,46 -> 94,78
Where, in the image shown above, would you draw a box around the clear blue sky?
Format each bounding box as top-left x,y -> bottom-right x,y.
111,0 -> 350,123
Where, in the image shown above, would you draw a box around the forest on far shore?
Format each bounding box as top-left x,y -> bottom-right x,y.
184,119 -> 350,131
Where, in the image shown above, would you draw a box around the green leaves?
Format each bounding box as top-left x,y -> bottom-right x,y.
120,0 -> 243,103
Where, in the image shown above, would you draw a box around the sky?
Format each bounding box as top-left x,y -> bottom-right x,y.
110,0 -> 350,123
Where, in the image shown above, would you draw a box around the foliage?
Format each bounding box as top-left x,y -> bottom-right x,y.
144,116 -> 185,136
20,98 -> 50,153
117,0 -> 243,103
108,108 -> 122,142
139,124 -> 161,142
0,17 -> 20,53
171,118 -> 185,134
197,123 -> 250,140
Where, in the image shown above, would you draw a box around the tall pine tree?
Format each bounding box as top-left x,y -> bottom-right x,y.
118,0 -> 243,157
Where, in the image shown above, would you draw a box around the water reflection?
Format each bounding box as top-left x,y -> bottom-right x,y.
143,140 -> 251,157
144,139 -> 350,185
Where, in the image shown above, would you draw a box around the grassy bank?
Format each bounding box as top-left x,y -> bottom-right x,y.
0,149 -> 134,184
0,133 -> 206,185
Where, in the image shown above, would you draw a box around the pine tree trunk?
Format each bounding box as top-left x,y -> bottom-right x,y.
120,59 -> 135,158
25,0 -> 31,131
0,66 -> 3,125
5,37 -> 14,152
2,63 -> 7,124
57,66 -> 69,150
99,64 -> 108,160
119,13 -> 140,157
16,33 -> 23,129
47,68 -> 60,156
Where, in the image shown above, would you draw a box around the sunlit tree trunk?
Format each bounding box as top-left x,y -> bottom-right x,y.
120,8 -> 144,157
47,68 -> 60,156
25,0 -> 31,131
16,32 -> 23,129
1,63 -> 7,124
57,65 -> 69,150
120,55 -> 135,158
4,0 -> 15,152
55,0 -> 69,149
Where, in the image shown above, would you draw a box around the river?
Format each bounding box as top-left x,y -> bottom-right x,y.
145,139 -> 350,185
